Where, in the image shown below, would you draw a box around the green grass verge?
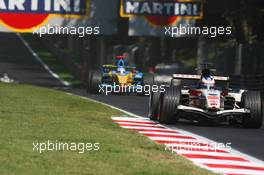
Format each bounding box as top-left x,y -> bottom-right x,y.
21,34 -> 82,87
0,83 -> 215,175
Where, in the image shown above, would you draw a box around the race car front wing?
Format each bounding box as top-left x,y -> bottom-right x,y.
177,105 -> 250,117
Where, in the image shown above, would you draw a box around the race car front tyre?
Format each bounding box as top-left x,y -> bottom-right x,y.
158,86 -> 181,124
148,91 -> 161,120
241,91 -> 263,128
87,71 -> 102,94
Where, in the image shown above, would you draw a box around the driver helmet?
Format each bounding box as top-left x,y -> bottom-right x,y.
117,67 -> 126,74
199,68 -> 215,87
201,76 -> 215,86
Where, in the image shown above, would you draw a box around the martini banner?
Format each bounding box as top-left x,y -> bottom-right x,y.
0,0 -> 118,34
120,0 -> 203,36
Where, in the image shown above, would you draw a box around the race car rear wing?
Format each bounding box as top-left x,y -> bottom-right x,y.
103,65 -> 136,69
173,74 -> 229,81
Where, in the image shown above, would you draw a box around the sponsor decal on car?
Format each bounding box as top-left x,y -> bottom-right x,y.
208,95 -> 219,100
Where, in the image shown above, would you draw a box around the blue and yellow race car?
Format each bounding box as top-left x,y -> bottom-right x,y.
87,55 -> 144,94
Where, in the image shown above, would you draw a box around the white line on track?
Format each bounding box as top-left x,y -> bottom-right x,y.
17,33 -> 70,86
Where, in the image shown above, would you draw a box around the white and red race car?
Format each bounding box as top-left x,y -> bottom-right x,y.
149,67 -> 263,128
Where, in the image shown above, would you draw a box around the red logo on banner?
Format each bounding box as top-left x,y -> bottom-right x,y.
145,16 -> 178,26
0,0 -> 89,32
0,14 -> 49,32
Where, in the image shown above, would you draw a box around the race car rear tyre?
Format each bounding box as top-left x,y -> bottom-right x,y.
86,70 -> 93,93
143,73 -> 155,86
148,91 -> 161,120
87,71 -> 102,94
241,91 -> 263,128
158,86 -> 181,124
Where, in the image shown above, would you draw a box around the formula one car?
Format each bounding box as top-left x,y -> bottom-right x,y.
149,64 -> 263,128
87,55 -> 144,94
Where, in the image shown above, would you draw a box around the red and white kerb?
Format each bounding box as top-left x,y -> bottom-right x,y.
112,117 -> 264,175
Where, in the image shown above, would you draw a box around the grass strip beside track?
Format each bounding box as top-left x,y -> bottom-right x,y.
0,83 -> 215,175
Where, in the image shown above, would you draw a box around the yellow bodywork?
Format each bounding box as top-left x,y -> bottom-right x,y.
117,75 -> 128,84
109,72 -> 133,86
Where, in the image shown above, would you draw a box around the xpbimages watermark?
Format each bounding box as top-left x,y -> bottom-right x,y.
32,140 -> 100,154
98,83 -> 166,95
33,24 -> 100,37
165,24 -> 232,38
165,141 -> 232,152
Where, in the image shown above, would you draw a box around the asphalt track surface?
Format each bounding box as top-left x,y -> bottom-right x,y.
1,33 -> 264,162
